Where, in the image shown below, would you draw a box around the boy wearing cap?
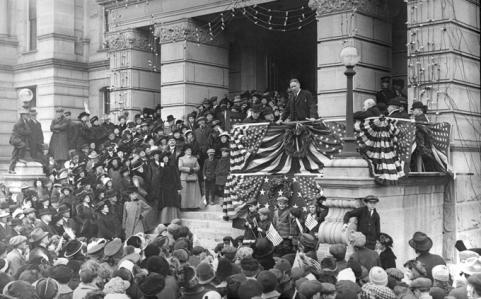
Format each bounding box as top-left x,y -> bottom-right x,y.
343,195 -> 381,250
257,207 -> 272,238
243,199 -> 260,243
203,149 -> 217,205
216,148 -> 230,215
273,197 -> 298,249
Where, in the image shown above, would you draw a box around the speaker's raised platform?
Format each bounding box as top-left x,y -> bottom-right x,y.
181,205 -> 243,249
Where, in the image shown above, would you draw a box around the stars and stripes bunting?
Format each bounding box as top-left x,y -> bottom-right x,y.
355,117 -> 416,184
229,120 -> 343,174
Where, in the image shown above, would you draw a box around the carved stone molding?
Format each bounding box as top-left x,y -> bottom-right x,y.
106,30 -> 150,51
154,19 -> 224,46
308,0 -> 389,19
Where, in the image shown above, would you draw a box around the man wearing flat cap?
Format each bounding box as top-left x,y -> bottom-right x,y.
6,235 -> 28,277
343,195 -> 381,250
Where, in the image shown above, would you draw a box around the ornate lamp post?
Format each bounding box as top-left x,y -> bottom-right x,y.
339,46 -> 360,156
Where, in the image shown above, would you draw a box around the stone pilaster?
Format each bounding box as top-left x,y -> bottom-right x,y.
309,0 -> 392,119
155,19 -> 229,119
106,28 -> 160,120
406,0 -> 481,255
0,0 -> 17,160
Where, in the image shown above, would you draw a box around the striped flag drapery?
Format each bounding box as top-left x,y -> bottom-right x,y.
414,122 -> 452,173
230,120 -> 343,174
355,117 -> 416,184
223,174 -> 323,219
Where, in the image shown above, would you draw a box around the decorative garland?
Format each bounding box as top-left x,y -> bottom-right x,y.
283,123 -> 313,158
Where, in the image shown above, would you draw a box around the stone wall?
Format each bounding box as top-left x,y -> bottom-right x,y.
318,159 -> 451,264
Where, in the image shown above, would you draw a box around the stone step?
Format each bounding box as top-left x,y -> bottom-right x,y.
180,215 -> 244,249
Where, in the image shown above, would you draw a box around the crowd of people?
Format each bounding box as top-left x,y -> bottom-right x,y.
1,78 -> 477,298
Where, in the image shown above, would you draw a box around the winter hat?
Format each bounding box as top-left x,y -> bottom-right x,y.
299,280 -> 323,298
238,279 -> 263,299
430,287 -> 447,299
291,267 -> 305,281
49,265 -> 73,284
299,233 -> 317,250
172,249 -> 189,263
335,280 -> 361,299
410,277 -> 432,291
361,283 -> 396,299
274,258 -> 292,273
369,266 -> 388,286
240,257 -> 260,276
3,281 -> 38,298
385,268 -> 404,281
337,267 -> 356,282
138,273 -> 165,297
196,262 -> 215,284
256,270 -> 278,293
146,256 -> 170,276
329,244 -> 347,261
432,264 -> 450,282
35,278 -> 59,299
235,246 -> 253,261
226,273 -> 247,299
144,243 -> 161,258
103,276 -> 130,294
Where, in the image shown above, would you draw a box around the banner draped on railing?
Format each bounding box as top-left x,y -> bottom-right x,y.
354,117 -> 452,184
229,120 -> 344,174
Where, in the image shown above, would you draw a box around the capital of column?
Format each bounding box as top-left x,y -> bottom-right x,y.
308,0 -> 389,20
106,29 -> 150,52
154,19 -> 223,45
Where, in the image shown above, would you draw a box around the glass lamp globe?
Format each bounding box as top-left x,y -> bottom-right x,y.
340,46 -> 360,67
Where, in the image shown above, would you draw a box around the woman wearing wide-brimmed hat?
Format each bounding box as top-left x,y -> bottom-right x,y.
178,145 -> 202,210
408,231 -> 446,280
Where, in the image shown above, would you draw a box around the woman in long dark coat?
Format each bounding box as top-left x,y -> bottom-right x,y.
48,109 -> 70,164
159,152 -> 182,224
145,150 -> 162,205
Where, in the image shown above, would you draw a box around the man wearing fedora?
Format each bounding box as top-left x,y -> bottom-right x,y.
343,195 -> 381,250
28,108 -> 48,170
6,235 -> 28,277
35,208 -> 57,236
386,97 -> 409,119
408,231 -> 446,280
0,203 -> 12,242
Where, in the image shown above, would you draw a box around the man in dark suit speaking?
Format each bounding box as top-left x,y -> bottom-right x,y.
282,78 -> 319,122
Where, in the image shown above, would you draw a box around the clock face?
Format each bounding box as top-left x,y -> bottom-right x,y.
18,88 -> 34,102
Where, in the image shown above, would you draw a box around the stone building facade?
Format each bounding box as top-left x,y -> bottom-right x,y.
0,0 -> 479,260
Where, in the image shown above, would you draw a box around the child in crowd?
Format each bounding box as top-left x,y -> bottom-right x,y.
256,207 -> 272,238
217,148 -> 230,220
122,187 -> 152,239
243,199 -> 259,244
203,148 -> 217,205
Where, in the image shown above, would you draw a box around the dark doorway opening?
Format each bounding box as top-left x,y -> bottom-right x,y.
226,17 -> 317,96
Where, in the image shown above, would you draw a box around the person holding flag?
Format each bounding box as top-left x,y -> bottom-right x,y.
242,199 -> 260,244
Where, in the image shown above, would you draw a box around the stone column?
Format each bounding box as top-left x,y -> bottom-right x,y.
155,19 -> 229,119
106,28 -> 160,120
406,0 -> 481,258
0,0 -> 8,36
310,0 -> 392,119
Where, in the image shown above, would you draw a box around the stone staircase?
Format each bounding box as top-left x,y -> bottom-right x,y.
181,205 -> 243,249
